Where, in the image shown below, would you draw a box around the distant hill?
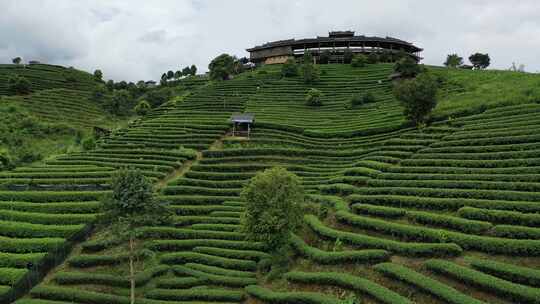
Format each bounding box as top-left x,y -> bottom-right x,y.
0,63 -> 98,95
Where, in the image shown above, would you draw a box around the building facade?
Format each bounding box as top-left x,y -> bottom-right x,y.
247,31 -> 422,65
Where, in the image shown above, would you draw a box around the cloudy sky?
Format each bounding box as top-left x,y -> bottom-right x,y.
1,0 -> 538,81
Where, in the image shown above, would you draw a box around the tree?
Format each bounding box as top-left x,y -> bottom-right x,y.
134,100 -> 151,116
209,54 -> 235,80
305,88 -> 323,106
100,169 -> 171,304
393,73 -> 439,126
350,92 -> 376,107
301,52 -> 320,84
509,62 -> 526,72
394,56 -> 424,78
190,65 -> 197,76
166,70 -> 174,79
91,84 -> 107,103
444,54 -> 463,68
343,48 -> 353,64
106,89 -> 133,116
281,58 -> 299,77
351,54 -> 368,68
12,57 -> 22,64
241,167 -> 303,251
469,53 -> 490,70
174,70 -> 182,79
319,50 -> 331,64
182,66 -> 191,76
94,69 -> 103,81
142,87 -> 172,108
7,76 -> 31,95
106,80 -> 115,92
379,51 -> 392,63
367,52 -> 379,64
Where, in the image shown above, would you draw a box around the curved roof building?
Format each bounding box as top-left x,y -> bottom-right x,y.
247,31 -> 422,65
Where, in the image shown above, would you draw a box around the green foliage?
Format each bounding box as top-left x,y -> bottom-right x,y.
281,58 -> 299,77
351,54 -> 367,68
426,259 -> 540,303
285,271 -> 412,304
245,285 -> 339,304
93,69 -> 103,81
444,54 -> 464,68
467,257 -> 540,287
209,53 -> 235,80
301,52 -> 320,84
343,48 -> 354,64
319,50 -> 331,64
12,57 -> 22,64
469,53 -> 491,69
394,56 -> 424,78
105,89 -> 134,116
350,92 -> 376,107
375,262 -> 485,304
0,149 -> 13,171
190,64 -> 197,75
305,88 -> 323,107
81,137 -> 96,151
367,52 -> 379,64
241,167 -> 304,251
7,75 -> 31,95
290,234 -> 390,264
134,99 -> 151,116
101,169 -> 170,229
393,72 -> 438,125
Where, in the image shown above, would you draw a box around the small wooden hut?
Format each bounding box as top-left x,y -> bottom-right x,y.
230,113 -> 254,137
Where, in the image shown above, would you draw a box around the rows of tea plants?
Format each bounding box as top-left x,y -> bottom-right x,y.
3,75 -> 270,303
0,64 -> 98,95
2,89 -> 110,127
245,64 -> 406,137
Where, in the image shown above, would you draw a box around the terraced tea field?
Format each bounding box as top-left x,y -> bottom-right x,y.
2,64 -> 540,304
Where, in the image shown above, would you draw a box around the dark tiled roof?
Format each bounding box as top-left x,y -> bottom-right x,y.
247,33 -> 421,52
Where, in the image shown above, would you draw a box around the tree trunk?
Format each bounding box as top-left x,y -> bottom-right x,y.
129,236 -> 135,304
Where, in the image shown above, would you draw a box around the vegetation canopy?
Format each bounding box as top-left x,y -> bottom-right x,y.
241,167 -> 304,251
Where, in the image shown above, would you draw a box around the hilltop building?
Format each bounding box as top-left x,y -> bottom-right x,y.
247,31 -> 422,65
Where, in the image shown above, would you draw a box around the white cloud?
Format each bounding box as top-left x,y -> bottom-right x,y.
1,0 -> 539,81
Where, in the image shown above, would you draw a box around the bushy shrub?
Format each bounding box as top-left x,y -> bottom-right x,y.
343,49 -> 354,64
81,137 -> 96,151
367,52 -> 379,64
281,58 -> 299,77
7,75 -> 31,95
301,52 -> 320,84
305,88 -> 323,107
350,92 -> 376,107
351,54 -> 368,67
134,99 -> 151,116
0,149 -> 13,171
209,53 -> 234,80
319,50 -> 331,64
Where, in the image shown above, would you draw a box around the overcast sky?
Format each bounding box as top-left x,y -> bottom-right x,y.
1,0 -> 538,81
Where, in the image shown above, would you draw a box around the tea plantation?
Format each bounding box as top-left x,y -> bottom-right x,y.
2,63 -> 540,304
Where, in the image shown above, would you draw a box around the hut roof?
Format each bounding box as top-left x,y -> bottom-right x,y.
231,113 -> 254,123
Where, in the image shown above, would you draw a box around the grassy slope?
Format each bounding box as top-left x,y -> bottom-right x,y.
5,64 -> 540,304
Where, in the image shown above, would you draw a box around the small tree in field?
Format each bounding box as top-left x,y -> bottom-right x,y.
367,52 -> 379,64
351,54 -> 367,68
182,66 -> 191,76
394,56 -> 424,78
190,65 -> 197,76
343,48 -> 353,64
319,50 -> 331,64
469,53 -> 490,70
305,88 -> 323,106
134,100 -> 151,116
100,169 -> 171,304
281,58 -> 299,77
12,57 -> 22,64
93,69 -> 103,81
444,54 -> 463,68
7,76 -> 31,95
393,73 -> 438,127
241,167 -> 303,252
209,54 -> 235,80
301,52 -> 320,84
